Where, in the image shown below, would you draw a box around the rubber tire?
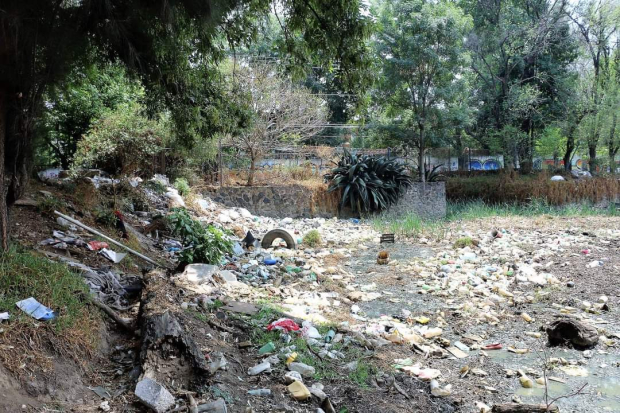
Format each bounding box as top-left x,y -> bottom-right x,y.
261,229 -> 296,250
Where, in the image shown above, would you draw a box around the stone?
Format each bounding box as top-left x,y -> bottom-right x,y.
183,264 -> 218,285
134,378 -> 175,413
239,208 -> 253,218
197,398 -> 228,413
214,270 -> 237,284
309,385 -> 327,401
227,209 -> 240,220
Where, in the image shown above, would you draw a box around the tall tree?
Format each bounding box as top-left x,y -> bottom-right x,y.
38,60 -> 141,169
225,64 -> 327,185
465,0 -> 577,171
568,0 -> 620,171
374,0 -> 473,181
0,0 -> 371,250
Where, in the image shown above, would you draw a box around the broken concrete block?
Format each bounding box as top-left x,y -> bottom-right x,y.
183,264 -> 218,285
197,398 -> 228,413
134,378 -> 175,413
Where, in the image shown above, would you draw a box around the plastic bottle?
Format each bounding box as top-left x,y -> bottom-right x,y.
324,330 -> 336,343
247,389 -> 271,396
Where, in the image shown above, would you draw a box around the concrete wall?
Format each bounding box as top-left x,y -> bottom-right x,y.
387,182 -> 446,219
208,182 -> 447,220
207,185 -> 339,219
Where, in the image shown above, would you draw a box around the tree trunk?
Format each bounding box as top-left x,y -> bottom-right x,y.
608,113 -> 617,174
563,133 -> 574,172
247,156 -> 256,186
0,85 -> 9,251
589,143 -> 597,173
418,126 -> 425,183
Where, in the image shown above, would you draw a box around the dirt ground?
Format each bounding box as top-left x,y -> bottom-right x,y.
1,183 -> 619,413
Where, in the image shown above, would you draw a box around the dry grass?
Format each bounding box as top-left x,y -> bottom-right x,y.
223,165 -> 325,187
447,173 -> 620,205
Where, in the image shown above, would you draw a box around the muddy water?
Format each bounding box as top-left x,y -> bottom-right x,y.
488,350 -> 620,412
348,243 -> 620,412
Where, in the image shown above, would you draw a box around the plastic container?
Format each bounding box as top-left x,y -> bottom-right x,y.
259,342 -> 276,355
287,381 -> 311,401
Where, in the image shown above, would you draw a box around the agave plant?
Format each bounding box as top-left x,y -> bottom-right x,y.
324,150 -> 413,215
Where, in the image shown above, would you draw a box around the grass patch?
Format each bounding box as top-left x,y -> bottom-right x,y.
0,246 -> 92,330
371,212 -> 444,238
145,179 -> 167,194
302,230 -> 322,247
374,198 -> 620,237
453,237 -> 474,249
36,196 -> 64,217
348,359 -> 375,387
447,199 -> 619,220
0,246 -> 99,374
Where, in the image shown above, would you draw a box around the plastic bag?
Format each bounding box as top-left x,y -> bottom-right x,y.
266,318 -> 300,333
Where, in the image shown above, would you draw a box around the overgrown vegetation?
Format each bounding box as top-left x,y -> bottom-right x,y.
93,206 -> 119,227
325,150 -> 412,215
302,230 -> 322,247
446,174 -> 620,205
174,177 -> 191,197
73,102 -> 167,175
168,208 -> 233,265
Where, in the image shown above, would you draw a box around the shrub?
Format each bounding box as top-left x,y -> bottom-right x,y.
174,177 -> 191,197
94,206 -> 118,227
73,102 -> 167,175
302,230 -> 322,247
324,150 -> 412,214
37,196 -> 64,216
145,179 -> 167,194
453,237 -> 474,249
168,208 -> 233,265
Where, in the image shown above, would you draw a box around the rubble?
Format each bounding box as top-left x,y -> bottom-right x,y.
134,378 -> 175,413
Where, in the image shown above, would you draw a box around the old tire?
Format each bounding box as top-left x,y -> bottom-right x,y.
261,229 -> 296,250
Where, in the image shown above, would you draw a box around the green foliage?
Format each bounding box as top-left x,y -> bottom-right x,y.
372,0 -> 473,177
73,102 -> 168,175
174,178 -> 191,197
453,237 -> 474,249
168,208 -> 233,265
302,230 -> 322,247
36,196 -> 64,217
94,207 -> 119,227
144,179 -> 167,195
36,60 -> 142,169
0,247 -> 90,331
324,150 -> 412,214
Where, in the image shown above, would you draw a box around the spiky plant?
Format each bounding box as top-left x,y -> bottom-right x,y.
324,150 -> 413,215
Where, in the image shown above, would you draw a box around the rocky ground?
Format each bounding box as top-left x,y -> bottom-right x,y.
1,174 -> 619,413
